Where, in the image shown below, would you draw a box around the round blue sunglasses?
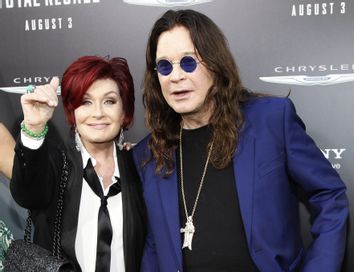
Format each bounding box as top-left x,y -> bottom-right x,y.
155,56 -> 200,76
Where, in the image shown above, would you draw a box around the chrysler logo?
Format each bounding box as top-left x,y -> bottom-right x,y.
259,74 -> 354,86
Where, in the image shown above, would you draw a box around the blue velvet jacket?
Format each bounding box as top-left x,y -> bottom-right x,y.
133,97 -> 348,272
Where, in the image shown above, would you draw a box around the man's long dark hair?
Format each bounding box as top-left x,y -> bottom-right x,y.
143,9 -> 254,176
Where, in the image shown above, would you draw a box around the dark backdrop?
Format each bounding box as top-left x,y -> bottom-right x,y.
1,0 -> 352,270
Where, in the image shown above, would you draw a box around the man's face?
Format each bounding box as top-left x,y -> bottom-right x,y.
156,26 -> 214,127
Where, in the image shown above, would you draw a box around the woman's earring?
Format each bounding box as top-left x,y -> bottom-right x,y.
74,129 -> 81,152
117,128 -> 124,150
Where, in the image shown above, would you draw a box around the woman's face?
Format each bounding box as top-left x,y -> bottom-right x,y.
155,26 -> 214,127
74,78 -> 124,150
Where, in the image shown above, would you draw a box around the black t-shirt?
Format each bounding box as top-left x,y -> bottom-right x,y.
176,125 -> 258,272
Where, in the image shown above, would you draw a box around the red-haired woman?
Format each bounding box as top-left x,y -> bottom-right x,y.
10,56 -> 146,272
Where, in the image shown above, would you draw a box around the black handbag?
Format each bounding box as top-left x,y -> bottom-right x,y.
4,151 -> 75,272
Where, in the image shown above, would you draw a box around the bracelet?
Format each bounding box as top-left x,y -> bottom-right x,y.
21,121 -> 48,140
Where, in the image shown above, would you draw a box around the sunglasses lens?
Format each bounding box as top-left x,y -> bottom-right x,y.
156,59 -> 173,76
156,56 -> 198,76
180,56 -> 197,73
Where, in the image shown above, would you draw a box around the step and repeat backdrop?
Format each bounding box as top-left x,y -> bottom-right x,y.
0,0 -> 353,270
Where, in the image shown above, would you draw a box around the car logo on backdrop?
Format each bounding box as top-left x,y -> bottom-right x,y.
0,86 -> 61,95
123,0 -> 213,7
259,74 -> 354,86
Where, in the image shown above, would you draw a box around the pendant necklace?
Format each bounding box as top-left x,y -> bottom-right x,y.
179,125 -> 214,251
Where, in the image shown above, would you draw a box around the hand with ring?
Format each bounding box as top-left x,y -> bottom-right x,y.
21,77 -> 60,134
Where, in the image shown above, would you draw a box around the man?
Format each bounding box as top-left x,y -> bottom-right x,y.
133,9 -> 348,272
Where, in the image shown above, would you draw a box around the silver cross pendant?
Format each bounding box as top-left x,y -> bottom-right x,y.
180,216 -> 195,250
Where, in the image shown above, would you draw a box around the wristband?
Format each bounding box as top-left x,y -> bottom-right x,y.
21,121 -> 48,140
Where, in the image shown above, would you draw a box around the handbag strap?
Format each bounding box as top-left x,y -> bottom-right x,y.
23,210 -> 32,243
24,150 -> 71,258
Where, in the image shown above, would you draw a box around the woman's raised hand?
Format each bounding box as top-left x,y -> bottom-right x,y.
21,77 -> 59,133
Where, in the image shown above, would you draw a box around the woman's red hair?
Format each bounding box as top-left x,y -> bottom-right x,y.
61,56 -> 135,130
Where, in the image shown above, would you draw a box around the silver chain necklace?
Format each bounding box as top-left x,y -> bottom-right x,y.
179,126 -> 214,251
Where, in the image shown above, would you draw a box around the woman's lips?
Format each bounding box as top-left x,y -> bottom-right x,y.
88,123 -> 109,130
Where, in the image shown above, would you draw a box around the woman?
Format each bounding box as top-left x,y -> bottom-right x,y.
10,56 -> 146,272
0,123 -> 15,179
0,124 -> 15,271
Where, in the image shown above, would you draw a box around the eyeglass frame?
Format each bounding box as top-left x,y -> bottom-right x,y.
154,55 -> 201,76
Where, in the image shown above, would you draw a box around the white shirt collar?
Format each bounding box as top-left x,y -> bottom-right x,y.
77,135 -> 120,182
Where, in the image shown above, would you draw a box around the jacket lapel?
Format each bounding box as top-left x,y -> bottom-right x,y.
117,149 -> 130,270
117,148 -> 146,272
61,143 -> 83,270
156,161 -> 183,268
233,124 -> 256,248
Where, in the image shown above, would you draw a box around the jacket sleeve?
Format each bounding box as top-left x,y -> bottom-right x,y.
10,136 -> 61,209
283,99 -> 349,271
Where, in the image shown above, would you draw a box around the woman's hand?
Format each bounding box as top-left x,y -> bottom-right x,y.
122,142 -> 136,151
21,77 -> 59,133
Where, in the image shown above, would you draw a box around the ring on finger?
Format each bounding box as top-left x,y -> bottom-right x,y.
26,84 -> 36,94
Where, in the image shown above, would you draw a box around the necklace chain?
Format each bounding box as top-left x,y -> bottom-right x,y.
179,126 -> 214,220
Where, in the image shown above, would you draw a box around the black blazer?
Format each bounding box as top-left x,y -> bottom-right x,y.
10,135 -> 146,272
